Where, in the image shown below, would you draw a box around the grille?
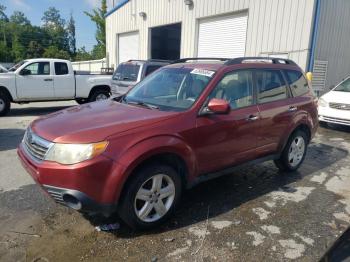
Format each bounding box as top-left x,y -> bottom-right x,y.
329,102 -> 350,111
23,129 -> 52,160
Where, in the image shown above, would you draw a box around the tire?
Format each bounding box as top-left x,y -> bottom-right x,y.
75,98 -> 88,105
0,91 -> 11,116
274,130 -> 308,172
319,121 -> 328,128
89,89 -> 110,102
118,164 -> 182,230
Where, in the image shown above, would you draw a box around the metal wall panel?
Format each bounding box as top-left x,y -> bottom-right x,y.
106,0 -> 316,69
314,0 -> 350,90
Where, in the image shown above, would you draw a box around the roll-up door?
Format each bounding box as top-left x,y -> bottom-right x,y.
197,13 -> 248,58
118,31 -> 139,64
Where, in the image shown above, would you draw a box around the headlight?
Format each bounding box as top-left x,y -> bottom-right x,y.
318,98 -> 328,107
45,141 -> 108,165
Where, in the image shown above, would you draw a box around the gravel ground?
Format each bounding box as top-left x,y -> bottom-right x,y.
0,101 -> 350,262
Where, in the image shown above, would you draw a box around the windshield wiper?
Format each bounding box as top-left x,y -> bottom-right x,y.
126,100 -> 159,110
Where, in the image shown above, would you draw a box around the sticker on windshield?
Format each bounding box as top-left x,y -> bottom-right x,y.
190,68 -> 215,78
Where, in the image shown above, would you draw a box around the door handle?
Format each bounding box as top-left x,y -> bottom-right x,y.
44,79 -> 53,82
246,115 -> 259,121
288,106 -> 297,112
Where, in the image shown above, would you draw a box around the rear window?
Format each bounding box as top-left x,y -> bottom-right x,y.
285,70 -> 309,96
113,63 -> 140,81
55,62 -> 69,75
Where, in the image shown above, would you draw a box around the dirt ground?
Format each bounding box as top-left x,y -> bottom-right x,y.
1,101 -> 350,261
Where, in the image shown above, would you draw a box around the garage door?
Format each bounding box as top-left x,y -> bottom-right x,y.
197,13 -> 248,58
118,31 -> 139,64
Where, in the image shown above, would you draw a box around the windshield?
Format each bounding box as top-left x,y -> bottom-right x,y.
124,67 -> 214,111
113,63 -> 140,81
334,78 -> 350,92
9,60 -> 27,72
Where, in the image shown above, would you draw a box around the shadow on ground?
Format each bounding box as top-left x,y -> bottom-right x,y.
0,129 -> 25,151
80,142 -> 349,237
7,105 -> 72,117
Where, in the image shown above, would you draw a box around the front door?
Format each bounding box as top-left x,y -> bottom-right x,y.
195,70 -> 260,174
16,61 -> 54,99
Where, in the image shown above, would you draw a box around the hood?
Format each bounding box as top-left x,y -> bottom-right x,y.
0,72 -> 15,78
321,90 -> 350,104
31,100 -> 178,143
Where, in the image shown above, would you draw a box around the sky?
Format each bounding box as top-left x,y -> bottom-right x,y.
2,0 -> 114,51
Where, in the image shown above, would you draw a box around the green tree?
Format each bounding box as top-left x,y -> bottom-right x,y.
0,4 -> 8,22
84,0 -> 107,59
75,47 -> 93,61
42,7 -> 69,52
67,12 -> 76,57
10,11 -> 30,25
27,41 -> 44,58
43,46 -> 70,59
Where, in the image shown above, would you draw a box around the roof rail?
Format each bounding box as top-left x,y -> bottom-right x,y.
146,59 -> 173,63
224,57 -> 297,66
173,57 -> 230,64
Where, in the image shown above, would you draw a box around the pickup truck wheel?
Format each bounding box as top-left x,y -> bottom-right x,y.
75,98 -> 88,105
118,164 -> 182,230
0,92 -> 10,116
274,130 -> 308,172
89,90 -> 110,102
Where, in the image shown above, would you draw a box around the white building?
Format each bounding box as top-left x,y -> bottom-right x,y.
106,0 -> 350,91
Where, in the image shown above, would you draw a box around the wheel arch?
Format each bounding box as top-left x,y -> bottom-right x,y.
0,86 -> 14,102
278,122 -> 312,153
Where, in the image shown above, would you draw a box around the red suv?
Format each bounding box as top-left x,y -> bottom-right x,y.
18,57 -> 318,229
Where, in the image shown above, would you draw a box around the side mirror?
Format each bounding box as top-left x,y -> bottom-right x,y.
205,98 -> 230,114
20,69 -> 31,76
306,72 -> 313,82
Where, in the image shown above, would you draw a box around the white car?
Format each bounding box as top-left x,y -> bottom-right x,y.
318,77 -> 350,126
0,58 -> 112,116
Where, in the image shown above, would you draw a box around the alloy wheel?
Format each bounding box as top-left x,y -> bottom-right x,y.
288,136 -> 305,167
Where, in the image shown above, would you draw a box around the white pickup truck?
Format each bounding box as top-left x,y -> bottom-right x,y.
0,58 -> 112,116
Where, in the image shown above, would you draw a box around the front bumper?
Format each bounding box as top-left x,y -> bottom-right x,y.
17,143 -> 119,216
318,106 -> 350,126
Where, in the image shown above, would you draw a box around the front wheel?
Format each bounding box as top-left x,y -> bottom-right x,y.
0,91 -> 11,116
274,130 -> 308,172
118,164 -> 182,230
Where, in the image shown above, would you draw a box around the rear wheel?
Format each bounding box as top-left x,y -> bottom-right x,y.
118,164 -> 182,230
0,91 -> 10,116
274,130 -> 308,172
75,98 -> 88,105
89,89 -> 110,102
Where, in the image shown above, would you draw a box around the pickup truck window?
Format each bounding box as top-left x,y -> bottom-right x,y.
55,62 -> 69,75
24,62 -> 50,75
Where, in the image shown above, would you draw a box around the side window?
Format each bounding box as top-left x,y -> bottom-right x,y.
285,70 -> 309,97
55,62 -> 69,75
24,62 -> 50,75
209,70 -> 254,109
145,65 -> 162,76
256,70 -> 288,103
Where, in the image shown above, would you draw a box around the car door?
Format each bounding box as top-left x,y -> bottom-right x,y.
16,61 -> 54,99
255,69 -> 296,156
195,70 -> 260,174
53,62 -> 75,98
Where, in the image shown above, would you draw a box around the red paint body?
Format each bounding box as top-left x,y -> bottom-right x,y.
18,61 -> 318,210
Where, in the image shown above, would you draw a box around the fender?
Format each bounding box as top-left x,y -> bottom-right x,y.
102,135 -> 197,203
277,111 -> 313,153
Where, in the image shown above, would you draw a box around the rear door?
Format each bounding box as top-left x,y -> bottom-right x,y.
195,69 -> 260,174
255,69 -> 297,156
16,61 -> 54,99
53,62 -> 75,98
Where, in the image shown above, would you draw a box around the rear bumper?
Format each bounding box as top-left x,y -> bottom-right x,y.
17,143 -> 121,216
